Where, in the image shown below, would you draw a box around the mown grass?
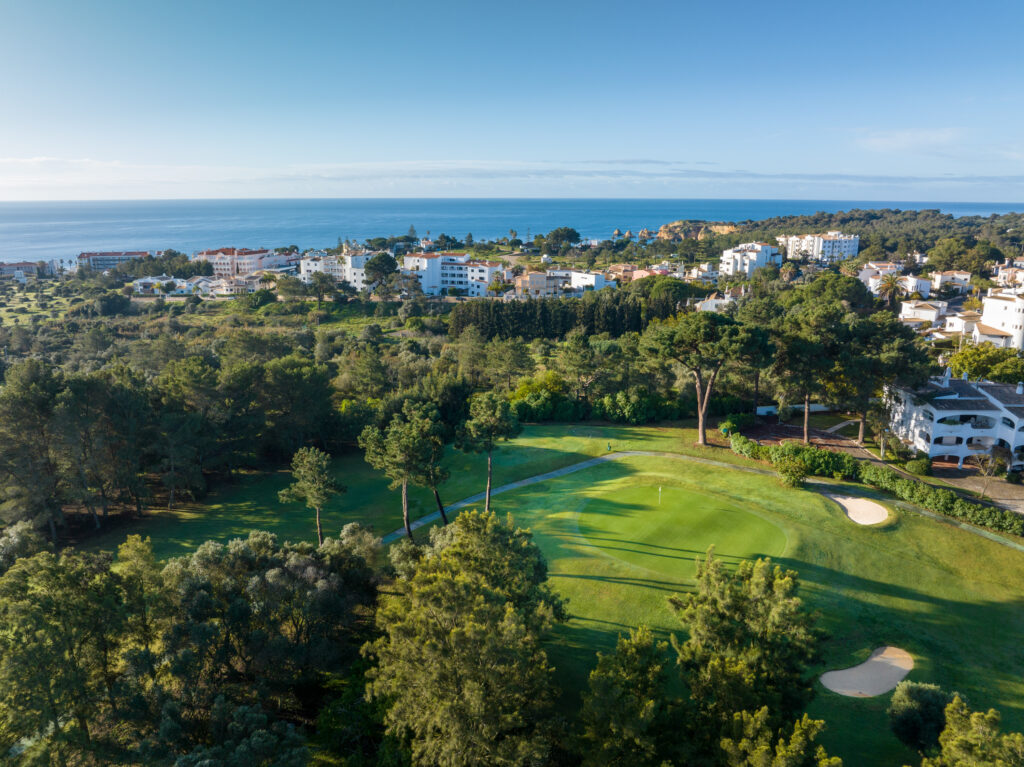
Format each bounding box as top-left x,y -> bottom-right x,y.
87,423 -> 1024,765
87,422 -> 746,560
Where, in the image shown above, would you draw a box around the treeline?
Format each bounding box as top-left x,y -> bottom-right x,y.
449,276 -> 708,341
0,355 -> 342,541
737,208 -> 1024,257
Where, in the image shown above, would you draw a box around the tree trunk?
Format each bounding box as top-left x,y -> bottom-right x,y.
315,505 -> 324,546
402,479 -> 413,540
752,370 -> 761,420
433,487 -> 449,525
694,371 -> 707,446
803,392 -> 811,444
485,452 -> 493,513
48,515 -> 57,545
858,410 -> 867,445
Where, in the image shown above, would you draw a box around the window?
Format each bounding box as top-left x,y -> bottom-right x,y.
1005,417 -> 1017,429
922,409 -> 934,422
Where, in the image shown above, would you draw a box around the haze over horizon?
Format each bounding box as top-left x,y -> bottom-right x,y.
2,0 -> 1023,202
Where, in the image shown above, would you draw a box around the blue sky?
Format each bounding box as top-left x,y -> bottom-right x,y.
1,0 -> 1022,200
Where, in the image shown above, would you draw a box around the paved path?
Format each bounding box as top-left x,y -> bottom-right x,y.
381,451 -> 1024,553
825,419 -> 859,434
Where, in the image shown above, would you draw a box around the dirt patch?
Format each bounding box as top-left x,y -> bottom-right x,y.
820,646 -> 914,697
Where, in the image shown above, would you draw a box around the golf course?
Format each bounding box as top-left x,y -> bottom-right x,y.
92,423 -> 1024,765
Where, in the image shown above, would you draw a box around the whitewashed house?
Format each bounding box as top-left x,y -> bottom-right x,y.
931,270 -> 972,294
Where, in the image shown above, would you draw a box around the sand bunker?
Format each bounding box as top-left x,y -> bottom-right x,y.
820,646 -> 913,697
824,493 -> 889,525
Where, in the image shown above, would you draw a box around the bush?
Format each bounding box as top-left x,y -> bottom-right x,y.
888,681 -> 955,752
719,411 -> 755,436
775,456 -> 808,488
1007,470 -> 1022,485
905,458 -> 932,476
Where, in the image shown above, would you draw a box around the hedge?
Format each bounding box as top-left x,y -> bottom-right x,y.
729,434 -> 1024,537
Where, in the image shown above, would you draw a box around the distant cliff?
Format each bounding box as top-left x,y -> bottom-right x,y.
657,221 -> 738,241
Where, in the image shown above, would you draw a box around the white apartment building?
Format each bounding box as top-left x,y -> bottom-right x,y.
719,242 -> 780,278
777,231 -> 860,263
684,261 -> 720,284
192,248 -> 295,277
402,252 -> 502,297
891,371 -> 1024,469
299,253 -> 373,291
78,251 -> 151,271
973,290 -> 1024,349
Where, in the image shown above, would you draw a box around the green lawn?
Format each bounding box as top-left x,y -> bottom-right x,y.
87,422 -> 747,560
87,423 -> 1024,765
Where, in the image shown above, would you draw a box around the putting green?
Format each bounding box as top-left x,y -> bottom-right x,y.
573,484 -> 788,573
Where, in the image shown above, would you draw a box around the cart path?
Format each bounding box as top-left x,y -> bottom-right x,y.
379,450 -> 1024,554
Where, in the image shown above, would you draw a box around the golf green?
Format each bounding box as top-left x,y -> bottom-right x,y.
574,484 -> 788,573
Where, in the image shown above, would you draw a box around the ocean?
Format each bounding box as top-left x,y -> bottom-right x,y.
0,198 -> 1020,263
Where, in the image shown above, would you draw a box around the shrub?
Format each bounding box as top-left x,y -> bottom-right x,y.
1007,470 -> 1023,485
775,456 -> 808,488
719,411 -> 755,436
905,458 -> 932,476
888,681 -> 955,752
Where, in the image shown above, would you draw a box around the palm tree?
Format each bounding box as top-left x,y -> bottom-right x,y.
876,273 -> 903,307
780,262 -> 798,282
839,261 -> 859,278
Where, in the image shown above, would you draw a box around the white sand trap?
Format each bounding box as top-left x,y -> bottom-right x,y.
824,493 -> 889,525
820,646 -> 914,697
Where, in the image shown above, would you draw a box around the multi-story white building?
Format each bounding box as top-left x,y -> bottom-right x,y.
891,371 -> 1024,468
192,248 -> 295,277
719,242 -> 780,278
402,252 -> 502,297
78,251 -> 151,271
777,231 -> 860,263
972,290 -> 1024,349
299,253 -> 373,290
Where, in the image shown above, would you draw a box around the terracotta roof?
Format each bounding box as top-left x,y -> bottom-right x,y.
975,323 -> 1013,337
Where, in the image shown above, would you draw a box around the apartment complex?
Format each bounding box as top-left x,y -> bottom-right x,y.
78,251 -> 150,271
299,252 -> 373,291
719,242 -> 780,278
891,371 -> 1024,469
192,248 -> 295,277
402,252 -> 502,297
777,231 -> 860,263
